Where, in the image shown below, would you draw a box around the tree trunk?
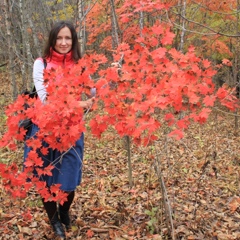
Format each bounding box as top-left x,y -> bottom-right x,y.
179,0 -> 186,52
109,0 -> 120,49
27,14 -> 42,57
126,135 -> 133,188
19,0 -> 27,90
139,10 -> 144,37
234,0 -> 240,135
3,0 -> 17,99
77,0 -> 86,55
109,0 -> 133,187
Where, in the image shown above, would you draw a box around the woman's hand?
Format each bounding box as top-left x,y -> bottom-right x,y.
79,97 -> 95,109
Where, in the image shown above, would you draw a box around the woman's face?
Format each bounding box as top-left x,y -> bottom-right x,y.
54,26 -> 72,54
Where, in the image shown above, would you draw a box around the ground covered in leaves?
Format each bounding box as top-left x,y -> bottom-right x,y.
0,76 -> 239,239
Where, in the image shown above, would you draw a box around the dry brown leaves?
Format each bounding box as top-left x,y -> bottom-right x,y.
0,75 -> 239,239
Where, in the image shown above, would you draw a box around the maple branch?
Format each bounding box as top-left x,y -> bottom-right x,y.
191,0 -> 240,16
125,135 -> 133,188
213,107 -> 240,117
81,225 -> 126,232
0,62 -> 8,68
169,10 -> 240,37
185,17 -> 239,37
154,141 -> 175,239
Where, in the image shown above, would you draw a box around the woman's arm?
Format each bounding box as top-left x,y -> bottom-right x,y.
33,59 -> 47,103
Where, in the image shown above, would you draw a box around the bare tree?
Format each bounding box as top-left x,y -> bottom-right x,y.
109,0 -> 120,49
19,0 -> 34,90
3,0 -> 17,99
233,0 -> 240,134
76,0 -> 99,55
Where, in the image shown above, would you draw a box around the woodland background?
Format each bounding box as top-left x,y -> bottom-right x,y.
0,0 -> 239,239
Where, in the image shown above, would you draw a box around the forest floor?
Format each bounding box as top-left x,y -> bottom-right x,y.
0,75 -> 239,240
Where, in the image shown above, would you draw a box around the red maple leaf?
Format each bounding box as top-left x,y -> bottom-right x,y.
151,24 -> 164,35
86,229 -> 94,238
203,95 -> 216,107
177,118 -> 190,129
216,87 -> 228,99
161,29 -> 175,45
202,59 -> 211,69
168,129 -> 184,140
197,108 -> 212,123
222,58 -> 232,66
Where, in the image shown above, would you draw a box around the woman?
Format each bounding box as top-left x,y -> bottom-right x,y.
24,21 -> 94,239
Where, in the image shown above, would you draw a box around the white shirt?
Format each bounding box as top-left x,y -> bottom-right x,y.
33,59 -> 47,103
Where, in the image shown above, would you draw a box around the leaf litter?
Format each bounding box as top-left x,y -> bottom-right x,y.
0,78 -> 239,239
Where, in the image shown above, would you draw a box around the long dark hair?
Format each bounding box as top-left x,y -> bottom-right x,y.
43,20 -> 81,62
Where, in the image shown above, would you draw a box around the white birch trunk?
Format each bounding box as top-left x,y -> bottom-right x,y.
77,0 -> 86,55
179,0 -> 186,52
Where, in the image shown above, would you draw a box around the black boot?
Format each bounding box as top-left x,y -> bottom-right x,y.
51,218 -> 66,239
59,191 -> 75,231
59,209 -> 71,231
42,200 -> 66,238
